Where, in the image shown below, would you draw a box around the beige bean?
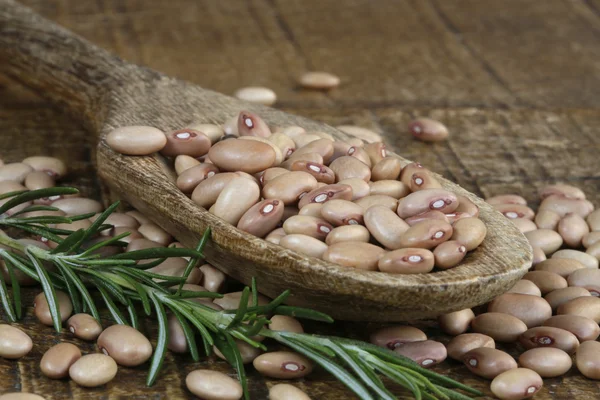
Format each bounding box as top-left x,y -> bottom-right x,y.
586,242 -> 600,259
265,228 -> 286,245
297,184 -> 353,209
330,141 -> 353,163
176,163 -> 220,193
552,249 -> 599,269
321,199 -> 365,226
363,205 -> 409,249
397,189 -> 458,219
138,222 -> 172,246
364,142 -> 387,165
174,155 -> 201,175
446,333 -> 495,361
21,156 -> 65,178
494,204 -> 535,220
522,271 -> 567,294
409,118 -> 449,142
40,342 -> 81,379
540,184 -> 586,200
325,225 -> 370,245
281,152 -> 324,169
450,217 -> 486,251
329,156 -> 371,182
394,340 -> 447,368
433,240 -> 467,269
97,325 -> 152,367
490,368 -> 542,400
277,126 -> 306,140
543,314 -> 600,342
147,258 -> 202,284
0,180 -> 26,196
577,341 -> 600,379
463,348 -> 517,379
253,351 -> 313,379
24,171 -> 55,191
269,315 -> 304,333
214,339 -> 262,364
125,210 -> 151,225
52,198 -> 102,215
454,196 -> 479,218
369,180 -> 410,199
69,353 -> 117,387
0,394 -> 46,400
511,218 -> 537,233
369,325 -> 427,350
209,139 -> 275,173
524,229 -> 563,255
519,348 -> 572,378
378,248 -> 435,274
291,139 -> 334,164
557,296 -> 600,322
105,126 -> 166,155
408,170 -> 442,191
127,238 -> 164,252
197,264 -> 225,293
445,211 -> 474,225
534,209 -> 561,231
234,86 -> 276,106
532,247 -> 546,266
567,269 -> 600,296
239,137 -> 283,166
354,195 -> 398,212
485,194 -> 528,206
263,171 -> 318,205
323,242 -> 385,270
534,258 -> 585,277
338,178 -> 370,200
0,324 -> 32,359
167,314 -> 188,353
213,291 -> 269,311
187,123 -> 224,144
298,203 -> 324,218
584,231 -> 600,248
67,314 -> 103,341
397,219 -> 453,250
438,308 -> 475,336
558,213 -> 589,248
471,312 -> 528,342
544,287 -> 591,310
191,172 -> 237,209
519,326 -> 579,354
539,195 -> 594,218
299,72 -> 340,89
587,209 -> 600,231
346,146 -> 371,167
211,177 -> 260,225
371,157 -> 402,181
291,161 -> 335,184
283,215 -> 333,240
237,199 -> 285,238
236,111 -> 272,138
260,167 -> 289,186
279,234 -> 328,258
507,280 -> 542,296
0,163 -> 33,183
268,133 -> 296,159
186,370 -> 243,400
34,291 -> 73,326
269,384 -> 311,400
404,210 -> 449,226
335,125 -> 382,144
488,293 -> 552,328
160,129 -> 211,158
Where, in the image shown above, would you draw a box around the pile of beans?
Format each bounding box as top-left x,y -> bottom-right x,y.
106,112 -> 486,274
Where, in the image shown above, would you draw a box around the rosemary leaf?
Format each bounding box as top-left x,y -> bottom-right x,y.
214,333 -> 249,400
97,285 -> 128,325
147,292 -> 169,386
175,228 -> 210,295
0,267 -> 16,322
54,259 -> 101,321
272,305 -> 334,323
0,187 -> 78,215
26,250 -> 62,332
5,259 -> 22,319
126,297 -> 140,330
108,247 -> 203,261
171,308 -> 200,362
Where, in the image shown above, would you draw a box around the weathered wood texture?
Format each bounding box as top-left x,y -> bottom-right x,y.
1,0 -> 600,399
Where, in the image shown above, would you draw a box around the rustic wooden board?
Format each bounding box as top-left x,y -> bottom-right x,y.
1,0 -> 600,399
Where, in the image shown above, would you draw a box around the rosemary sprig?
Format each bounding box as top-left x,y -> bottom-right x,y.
0,187 -> 482,400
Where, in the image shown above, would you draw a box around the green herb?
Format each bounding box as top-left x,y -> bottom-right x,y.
0,187 -> 481,400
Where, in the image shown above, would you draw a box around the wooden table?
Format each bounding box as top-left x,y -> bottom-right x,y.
1,0 -> 600,398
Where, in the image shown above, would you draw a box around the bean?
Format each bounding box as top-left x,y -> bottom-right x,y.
268,134 -> 296,159
52,198 -> 102,215
265,228 -> 286,245
462,347 -> 517,379
364,205 -> 409,249
197,264 -> 226,293
518,348 -> 572,378
191,172 -> 237,209
263,172 -> 318,206
567,269 -> 600,296
445,211 -> 473,224
106,126 -> 166,155
160,129 -> 211,158
34,291 -> 73,326
408,118 -> 449,142
67,313 -> 103,341
543,314 -> 600,342
291,139 -> 334,164
253,351 -> 313,379
209,138 -> 275,173
552,249 -> 599,269
97,325 -> 152,367
138,222 -> 172,246
213,291 -> 270,310
174,155 -> 201,175
397,189 -> 458,219
438,308 -> 475,336
269,384 -> 311,400
371,157 -> 402,181
40,342 -> 82,379
408,170 -> 442,191
239,137 -> 283,165
325,225 -> 370,245
214,339 -> 262,364
283,215 -> 333,240
0,180 -> 26,195
260,168 -> 289,186
329,156 -> 371,182
403,164 -> 430,188
397,219 -> 453,250
322,242 -> 384,270
540,184 -> 586,200
211,177 -> 260,225
186,369 -> 243,400
269,315 -> 304,333
433,240 -> 467,269
522,271 -> 567,294
404,210 -> 449,226
450,217 -> 486,251
354,195 -> 398,212
338,178 -> 370,200
364,142 -> 387,165
127,238 -> 164,252
298,203 -> 323,219
557,296 -> 600,322
187,123 -> 224,144
446,333 -> 495,361
558,213 -> 589,248
176,163 -> 220,193
394,340 -> 447,368
0,394 -> 46,400
368,180 -> 409,199
507,280 -> 542,296
534,258 -> 585,277
485,194 -> 528,206
524,229 -> 563,255
494,204 -> 535,220
369,325 -> 427,350
519,326 -> 579,354
544,287 -> 591,310
0,163 -> 33,183
511,218 -> 537,233
69,354 -> 117,387
222,115 -> 239,136
588,209 -> 600,231
148,258 -> 202,284
167,314 -> 188,353
299,72 -> 340,89
471,312 -> 528,342
297,184 -> 353,209
290,161 -> 334,184
0,324 -> 32,359
280,152 -> 324,169
378,248 -> 435,274
539,195 -> 594,218
320,200 -> 365,227
488,293 -> 552,328
490,368 -> 542,400
171,284 -> 221,310
234,87 -> 276,106
576,341 -> 600,379
125,210 -> 151,225
335,125 -> 382,144
237,199 -> 285,238
534,209 -> 561,231
24,171 -> 55,190
586,242 -> 600,259
346,146 -> 372,168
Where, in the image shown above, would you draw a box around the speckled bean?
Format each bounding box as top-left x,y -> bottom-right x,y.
488,293 -> 552,328
534,258 -> 585,277
576,341 -> 600,379
354,195 -> 398,212
269,384 -> 311,400
433,240 -> 467,269
539,195 -> 594,218
176,163 -> 220,193
494,204 -> 535,220
485,195 -> 528,206
557,296 -> 600,322
269,315 -> 304,333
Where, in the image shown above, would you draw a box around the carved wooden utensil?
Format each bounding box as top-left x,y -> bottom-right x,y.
0,0 -> 532,321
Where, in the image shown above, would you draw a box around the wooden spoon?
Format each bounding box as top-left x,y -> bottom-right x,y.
0,0 -> 532,321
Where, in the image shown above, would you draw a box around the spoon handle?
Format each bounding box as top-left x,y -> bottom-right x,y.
0,0 -> 141,127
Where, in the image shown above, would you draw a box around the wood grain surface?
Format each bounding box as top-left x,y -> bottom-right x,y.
1,0 -> 600,399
